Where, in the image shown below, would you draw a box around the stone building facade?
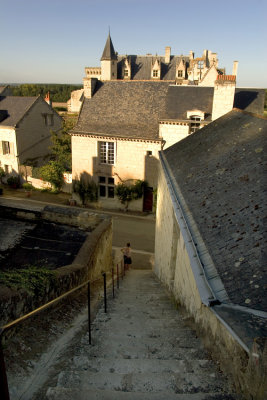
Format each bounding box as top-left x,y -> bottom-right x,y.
0,96 -> 61,177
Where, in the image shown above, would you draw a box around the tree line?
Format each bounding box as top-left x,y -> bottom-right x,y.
11,84 -> 82,103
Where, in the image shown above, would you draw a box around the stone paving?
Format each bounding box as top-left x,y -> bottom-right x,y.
46,270 -> 238,399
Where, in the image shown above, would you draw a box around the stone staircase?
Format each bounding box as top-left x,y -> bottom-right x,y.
46,270 -> 238,399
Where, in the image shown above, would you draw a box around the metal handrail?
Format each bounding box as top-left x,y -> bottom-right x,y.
0,259 -> 126,400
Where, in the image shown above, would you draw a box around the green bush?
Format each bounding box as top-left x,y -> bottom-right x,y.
22,182 -> 33,191
0,167 -> 5,183
7,176 -> 20,188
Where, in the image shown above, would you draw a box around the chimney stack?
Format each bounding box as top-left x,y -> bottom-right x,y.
165,46 -> 171,63
232,61 -> 238,76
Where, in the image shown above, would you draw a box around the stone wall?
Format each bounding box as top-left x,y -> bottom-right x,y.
159,122 -> 189,149
212,82 -> 235,120
0,207 -> 112,326
154,164 -> 266,399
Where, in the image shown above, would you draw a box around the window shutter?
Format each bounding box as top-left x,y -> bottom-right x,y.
0,141 -> 3,155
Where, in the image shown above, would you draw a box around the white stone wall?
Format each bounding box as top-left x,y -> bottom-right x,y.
212,83 -> 235,120
16,97 -> 62,166
199,66 -> 218,87
159,123 -> 189,149
0,128 -> 18,174
67,89 -> 84,112
101,60 -> 117,80
154,165 -> 202,314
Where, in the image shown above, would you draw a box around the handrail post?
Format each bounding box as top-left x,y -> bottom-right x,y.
112,267 -> 115,298
0,336 -> 10,400
88,282 -> 91,345
103,273 -> 107,313
117,264 -> 119,289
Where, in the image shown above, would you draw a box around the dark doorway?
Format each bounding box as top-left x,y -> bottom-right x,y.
143,187 -> 153,212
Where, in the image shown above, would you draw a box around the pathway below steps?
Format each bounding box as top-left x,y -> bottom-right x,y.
46,270 -> 238,399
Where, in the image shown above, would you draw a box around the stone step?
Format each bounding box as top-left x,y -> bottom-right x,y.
56,370 -> 229,393
78,341 -> 207,360
84,335 -> 202,353
72,356 -> 216,374
46,387 -> 238,400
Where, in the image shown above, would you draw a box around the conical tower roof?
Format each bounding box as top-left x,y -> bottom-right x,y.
101,33 -> 117,61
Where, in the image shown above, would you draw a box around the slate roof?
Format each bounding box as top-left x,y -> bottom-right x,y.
234,88 -> 265,114
0,96 -> 38,127
101,33 -> 117,61
73,81 -> 170,140
117,55 -> 189,81
159,86 -> 214,120
163,109 -> 267,311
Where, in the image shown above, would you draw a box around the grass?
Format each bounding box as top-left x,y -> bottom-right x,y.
0,266 -> 56,296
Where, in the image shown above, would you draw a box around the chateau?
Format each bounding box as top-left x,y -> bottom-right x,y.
70,34 -> 264,211
68,33 -> 234,113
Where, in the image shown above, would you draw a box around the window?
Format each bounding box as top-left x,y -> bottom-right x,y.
177,70 -> 183,78
99,176 -> 115,198
124,69 -> 129,77
197,60 -> 204,69
43,114 -> 54,126
99,141 -> 115,165
190,116 -> 201,134
153,70 -> 158,77
4,165 -> 12,173
2,141 -> 10,154
146,150 -> 152,156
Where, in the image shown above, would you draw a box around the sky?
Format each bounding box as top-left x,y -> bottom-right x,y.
1,0 -> 266,87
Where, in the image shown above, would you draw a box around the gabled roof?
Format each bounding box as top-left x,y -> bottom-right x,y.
162,109 -> 267,311
101,33 -> 117,61
0,96 -> 38,127
160,86 -> 214,121
73,81 -> 170,140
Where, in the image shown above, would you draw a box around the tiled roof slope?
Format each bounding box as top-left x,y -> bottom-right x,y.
163,109 -> 267,311
117,55 -> 189,81
234,88 -> 265,114
101,33 -> 117,61
74,81 -> 170,140
159,86 -> 214,120
0,96 -> 38,127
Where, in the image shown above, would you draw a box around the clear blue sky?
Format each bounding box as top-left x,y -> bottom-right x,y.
1,0 -> 266,87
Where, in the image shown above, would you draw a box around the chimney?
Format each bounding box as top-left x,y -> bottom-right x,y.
44,91 -> 51,106
189,50 -> 194,60
165,46 -> 171,63
232,61 -> 238,76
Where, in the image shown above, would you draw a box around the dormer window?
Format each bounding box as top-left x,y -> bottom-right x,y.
153,70 -> 159,78
190,115 -> 201,134
177,70 -> 183,78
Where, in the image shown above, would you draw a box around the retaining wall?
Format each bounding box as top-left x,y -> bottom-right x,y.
0,206 -> 112,326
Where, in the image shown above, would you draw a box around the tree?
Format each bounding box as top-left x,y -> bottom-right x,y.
115,180 -> 148,211
39,161 -> 64,190
50,118 -> 73,171
73,174 -> 98,205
